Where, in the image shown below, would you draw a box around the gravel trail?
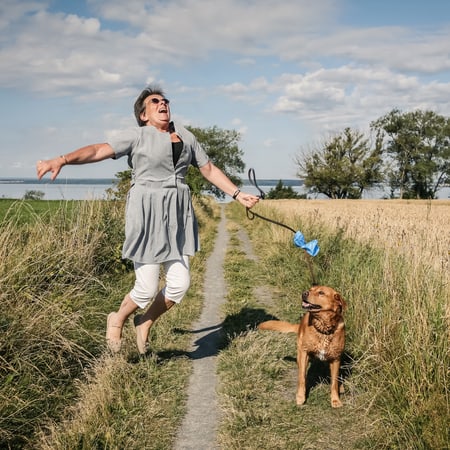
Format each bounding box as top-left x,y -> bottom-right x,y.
174,205 -> 229,450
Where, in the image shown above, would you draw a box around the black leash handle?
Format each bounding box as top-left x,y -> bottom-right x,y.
247,168 -> 266,199
246,168 -> 295,232
244,168 -> 318,285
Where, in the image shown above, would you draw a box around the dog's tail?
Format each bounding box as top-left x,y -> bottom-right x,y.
258,320 -> 299,333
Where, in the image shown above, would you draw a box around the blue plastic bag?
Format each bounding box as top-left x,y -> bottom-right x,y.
293,231 -> 319,257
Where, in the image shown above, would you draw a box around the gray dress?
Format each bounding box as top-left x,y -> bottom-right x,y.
108,122 -> 209,264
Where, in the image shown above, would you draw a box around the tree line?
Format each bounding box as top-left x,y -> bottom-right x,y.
297,108 -> 449,199
108,108 -> 449,201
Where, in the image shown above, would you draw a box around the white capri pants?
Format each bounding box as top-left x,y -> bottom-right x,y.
129,256 -> 190,309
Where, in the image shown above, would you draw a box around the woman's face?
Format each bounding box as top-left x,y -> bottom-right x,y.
140,95 -> 171,129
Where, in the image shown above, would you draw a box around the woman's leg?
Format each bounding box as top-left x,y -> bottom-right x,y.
106,261 -> 160,352
139,290 -> 176,329
134,256 -> 190,354
106,294 -> 139,352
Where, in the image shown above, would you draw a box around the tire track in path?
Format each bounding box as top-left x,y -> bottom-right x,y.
173,205 -> 228,450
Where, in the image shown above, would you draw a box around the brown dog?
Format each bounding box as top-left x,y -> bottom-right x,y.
259,286 -> 346,408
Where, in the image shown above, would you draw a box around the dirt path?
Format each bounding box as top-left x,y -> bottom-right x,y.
173,205 -> 229,450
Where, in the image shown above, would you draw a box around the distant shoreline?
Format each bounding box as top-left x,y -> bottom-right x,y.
1,178 -> 447,200
0,178 -> 305,201
0,177 -> 303,186
0,178 -> 116,185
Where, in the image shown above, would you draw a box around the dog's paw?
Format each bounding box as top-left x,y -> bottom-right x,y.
331,398 -> 343,408
296,394 -> 306,406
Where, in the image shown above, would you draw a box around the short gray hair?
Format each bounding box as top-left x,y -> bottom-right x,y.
133,84 -> 166,126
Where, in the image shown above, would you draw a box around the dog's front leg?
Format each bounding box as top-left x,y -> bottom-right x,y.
329,359 -> 343,408
296,349 -> 308,406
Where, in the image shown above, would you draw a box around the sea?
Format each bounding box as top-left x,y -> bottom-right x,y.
0,177 -> 307,201
0,177 -> 448,201
0,178 -> 116,201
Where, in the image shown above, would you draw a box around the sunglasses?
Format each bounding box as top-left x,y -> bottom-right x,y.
148,97 -> 170,105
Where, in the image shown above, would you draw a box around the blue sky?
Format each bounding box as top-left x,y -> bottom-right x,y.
1,0 -> 449,180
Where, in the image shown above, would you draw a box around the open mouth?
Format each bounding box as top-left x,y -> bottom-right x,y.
302,300 -> 322,310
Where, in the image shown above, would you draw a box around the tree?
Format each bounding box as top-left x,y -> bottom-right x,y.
186,126 -> 245,199
106,126 -> 245,200
266,180 -> 304,199
106,170 -> 133,201
296,128 -> 384,199
23,190 -> 45,200
371,109 -> 450,199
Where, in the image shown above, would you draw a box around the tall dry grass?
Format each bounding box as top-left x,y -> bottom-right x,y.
270,199 -> 450,274
3,197 -> 448,448
220,199 -> 449,449
0,200 -> 127,448
34,196 -> 220,450
1,196 -> 220,449
269,199 -> 450,354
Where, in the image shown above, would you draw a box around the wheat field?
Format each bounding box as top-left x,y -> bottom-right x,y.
266,199 -> 450,275
228,199 -> 449,448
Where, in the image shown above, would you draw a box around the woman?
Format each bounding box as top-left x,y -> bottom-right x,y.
36,85 -> 259,354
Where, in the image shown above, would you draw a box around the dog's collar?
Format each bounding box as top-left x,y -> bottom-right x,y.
309,313 -> 340,335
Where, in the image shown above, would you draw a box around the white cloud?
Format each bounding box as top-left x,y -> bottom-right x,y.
263,138 -> 277,147
231,118 -> 248,135
235,58 -> 257,66
0,0 -> 449,180
1,0 -> 448,99
0,0 -> 43,31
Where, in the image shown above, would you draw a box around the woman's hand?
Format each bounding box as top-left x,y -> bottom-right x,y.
36,143 -> 114,181
236,192 -> 260,209
36,156 -> 65,180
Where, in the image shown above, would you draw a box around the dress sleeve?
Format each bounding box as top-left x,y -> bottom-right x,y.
173,122 -> 210,169
108,128 -> 140,159
190,137 -> 209,168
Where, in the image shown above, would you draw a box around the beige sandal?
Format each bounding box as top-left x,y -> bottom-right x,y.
133,315 -> 149,355
106,312 -> 122,353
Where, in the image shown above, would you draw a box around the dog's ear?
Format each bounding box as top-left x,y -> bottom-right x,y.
334,293 -> 347,311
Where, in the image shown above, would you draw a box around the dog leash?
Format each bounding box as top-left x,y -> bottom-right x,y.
245,168 -> 319,285
246,169 -> 294,232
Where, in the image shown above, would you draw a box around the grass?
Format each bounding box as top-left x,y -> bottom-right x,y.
36,197 -> 220,450
0,199 -> 135,447
0,196 -> 220,449
0,198 -> 80,224
216,200 -> 449,449
217,206 -> 373,449
1,196 -> 448,449
269,199 -> 450,273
